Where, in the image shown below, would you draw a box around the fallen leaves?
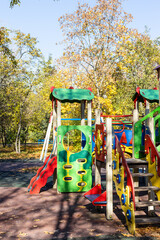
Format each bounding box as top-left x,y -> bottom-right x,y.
44,231 -> 54,235
17,232 -> 27,237
34,218 -> 40,222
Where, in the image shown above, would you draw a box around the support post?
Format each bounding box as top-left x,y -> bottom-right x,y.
53,100 -> 57,155
53,100 -> 57,189
132,108 -> 139,159
57,100 -> 61,127
43,115 -> 53,162
158,68 -> 160,106
147,117 -> 156,214
153,65 -> 160,105
145,100 -> 150,133
148,117 -> 155,143
40,119 -> 51,161
81,100 -> 85,126
95,109 -> 101,186
132,108 -> 139,202
106,118 -> 113,219
87,100 -> 92,127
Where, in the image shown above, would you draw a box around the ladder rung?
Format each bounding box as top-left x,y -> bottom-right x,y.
136,216 -> 160,225
134,186 -> 160,192
132,173 -> 154,178
136,201 -> 160,208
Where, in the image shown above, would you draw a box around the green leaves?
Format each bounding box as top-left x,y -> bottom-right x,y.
10,0 -> 21,8
0,27 -> 44,149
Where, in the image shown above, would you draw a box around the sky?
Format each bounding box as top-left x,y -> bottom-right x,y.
0,0 -> 160,62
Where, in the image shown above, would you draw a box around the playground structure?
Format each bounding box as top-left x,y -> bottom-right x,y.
28,87 -> 94,194
28,65 -> 160,235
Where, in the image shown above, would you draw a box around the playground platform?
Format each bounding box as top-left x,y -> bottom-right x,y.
0,158 -> 160,239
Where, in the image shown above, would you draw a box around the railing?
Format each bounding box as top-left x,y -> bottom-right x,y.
154,114 -> 160,143
113,135 -> 135,234
145,134 -> 160,201
145,134 -> 160,177
134,106 -> 160,159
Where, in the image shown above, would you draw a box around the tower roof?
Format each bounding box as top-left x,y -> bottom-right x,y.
50,88 -> 94,103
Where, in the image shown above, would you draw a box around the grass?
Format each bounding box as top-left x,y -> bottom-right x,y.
0,144 -> 53,160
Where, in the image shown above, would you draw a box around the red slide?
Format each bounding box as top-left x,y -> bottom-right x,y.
28,155 -> 57,194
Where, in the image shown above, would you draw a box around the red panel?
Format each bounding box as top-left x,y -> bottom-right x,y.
92,191 -> 106,206
28,156 -> 57,194
95,124 -> 106,162
129,138 -> 132,145
120,132 -> 127,144
84,184 -> 102,197
28,155 -> 50,190
145,134 -> 160,177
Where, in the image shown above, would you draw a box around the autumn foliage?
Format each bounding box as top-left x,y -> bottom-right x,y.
1,0 -> 160,150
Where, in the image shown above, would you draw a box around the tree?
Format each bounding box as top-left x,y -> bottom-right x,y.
10,0 -> 57,8
26,59 -> 70,143
58,0 -> 136,112
113,32 -> 160,114
0,27 -> 43,152
10,0 -> 20,8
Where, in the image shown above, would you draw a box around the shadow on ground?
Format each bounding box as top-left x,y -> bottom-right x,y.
0,159 -> 160,239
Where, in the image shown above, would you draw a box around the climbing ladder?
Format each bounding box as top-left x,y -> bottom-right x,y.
114,107 -> 160,234
124,157 -> 160,230
85,110 -> 160,234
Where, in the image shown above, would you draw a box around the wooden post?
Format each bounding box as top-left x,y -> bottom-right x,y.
132,108 -> 139,202
132,108 -> 139,159
106,118 -> 113,219
147,117 -> 155,214
81,100 -> 85,126
154,65 -> 160,105
95,109 -> 101,186
145,100 -> 150,128
158,68 -> 160,106
40,120 -> 51,161
87,100 -> 92,127
57,100 -> 61,127
53,99 -> 57,189
43,115 -> 53,162
56,100 -> 61,193
53,100 -> 57,154
148,117 -> 155,143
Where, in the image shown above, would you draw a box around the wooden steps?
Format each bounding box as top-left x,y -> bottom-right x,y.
136,201 -> 160,208
134,186 -> 160,192
126,157 -> 160,227
131,173 -> 154,178
126,158 -> 147,164
126,158 -> 148,168
136,216 -> 160,225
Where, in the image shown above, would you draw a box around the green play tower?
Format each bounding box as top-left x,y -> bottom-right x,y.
50,87 -> 94,193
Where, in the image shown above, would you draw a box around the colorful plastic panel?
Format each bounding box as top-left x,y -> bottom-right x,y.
57,125 -> 92,193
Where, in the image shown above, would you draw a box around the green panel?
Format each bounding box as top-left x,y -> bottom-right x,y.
134,106 -> 160,158
50,88 -> 94,103
132,89 -> 159,103
155,115 -> 160,143
139,89 -> 159,103
134,122 -> 145,159
57,125 -> 92,193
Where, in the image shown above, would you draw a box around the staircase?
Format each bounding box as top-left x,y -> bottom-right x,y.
126,157 -> 160,226
112,131 -> 160,234
85,110 -> 160,234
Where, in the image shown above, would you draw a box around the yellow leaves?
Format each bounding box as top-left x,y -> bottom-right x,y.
44,231 -> 54,235
17,232 -> 27,237
78,205 -> 85,209
34,218 -> 40,222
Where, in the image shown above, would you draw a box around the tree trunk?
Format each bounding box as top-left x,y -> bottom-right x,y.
1,126 -> 6,147
15,122 -> 21,153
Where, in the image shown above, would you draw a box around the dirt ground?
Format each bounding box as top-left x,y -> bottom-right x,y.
0,159 -> 160,240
